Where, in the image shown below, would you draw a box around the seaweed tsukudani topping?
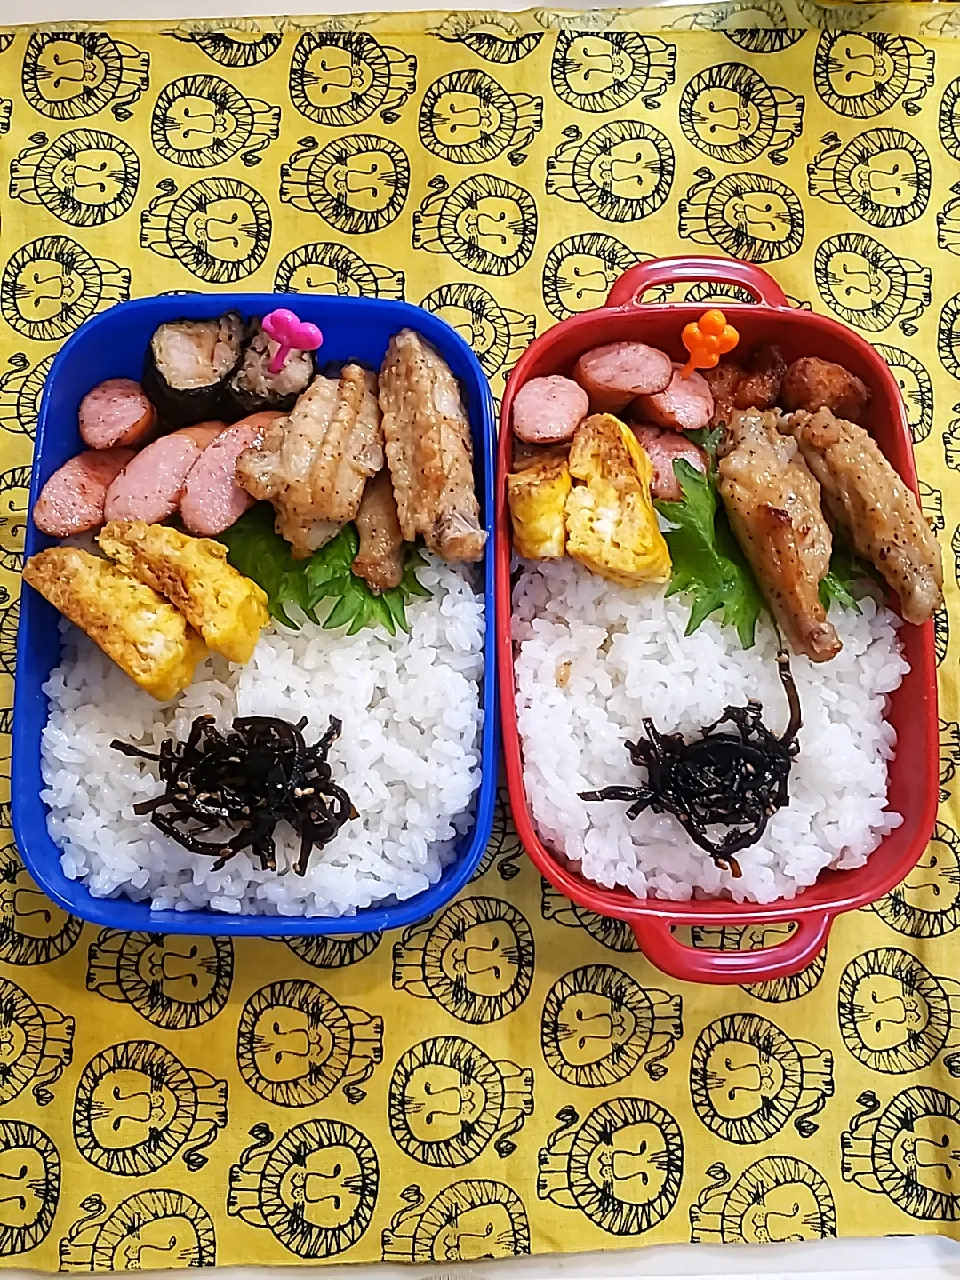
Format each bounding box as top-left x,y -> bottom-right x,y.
581,650 -> 802,876
113,714 -> 355,874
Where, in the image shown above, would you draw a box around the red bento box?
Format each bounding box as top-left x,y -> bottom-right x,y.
496,255 -> 939,985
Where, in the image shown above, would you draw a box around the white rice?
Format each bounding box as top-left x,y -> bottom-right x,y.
513,558 -> 908,904
40,555 -> 484,917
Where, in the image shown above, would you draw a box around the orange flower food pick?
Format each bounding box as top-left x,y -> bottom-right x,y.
681,309 -> 739,378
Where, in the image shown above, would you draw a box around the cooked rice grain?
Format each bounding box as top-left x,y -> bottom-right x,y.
41,556 -> 483,916
513,558 -> 907,904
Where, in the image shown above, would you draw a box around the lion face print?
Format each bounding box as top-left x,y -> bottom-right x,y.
403,1063 -> 486,1143
22,33 -> 149,122
250,1005 -> 334,1085
692,1157 -> 836,1244
59,1190 -> 215,1271
555,989 -> 638,1069
740,1183 -> 825,1244
432,1201 -> 517,1261
280,1144 -> 365,1233
167,93 -> 238,151
135,938 -> 224,1010
873,824 -> 960,938
228,1119 -> 378,1257
0,848 -> 82,965
812,33 -> 933,119
0,1122 -> 59,1255
703,1037 -> 784,1119
39,43 -> 106,102
441,920 -> 519,999
14,255 -> 83,323
300,42 -> 375,109
382,1180 -> 529,1263
1,18 -> 960,1269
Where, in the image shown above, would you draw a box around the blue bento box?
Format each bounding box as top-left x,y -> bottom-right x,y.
12,293 -> 498,937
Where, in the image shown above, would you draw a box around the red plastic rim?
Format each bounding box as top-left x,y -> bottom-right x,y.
496,256 -> 940,985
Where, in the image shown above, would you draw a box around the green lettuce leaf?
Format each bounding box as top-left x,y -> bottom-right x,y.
685,425 -> 724,459
655,459 -> 765,649
819,538 -> 878,613
217,503 -> 431,635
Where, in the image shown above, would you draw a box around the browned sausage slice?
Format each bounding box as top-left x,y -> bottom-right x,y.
33,448 -> 137,537
635,364 -> 714,432
175,422 -> 228,450
632,426 -> 707,502
78,378 -> 157,450
512,376 -> 588,444
103,423 -> 226,525
573,342 -> 673,412
180,411 -> 283,536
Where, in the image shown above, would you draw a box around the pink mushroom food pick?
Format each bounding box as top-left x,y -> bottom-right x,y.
262,308 -> 324,375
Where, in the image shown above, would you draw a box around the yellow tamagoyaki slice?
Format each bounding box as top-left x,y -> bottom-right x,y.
507,448 -> 571,560
23,546 -> 206,701
99,520 -> 268,665
565,413 -> 671,587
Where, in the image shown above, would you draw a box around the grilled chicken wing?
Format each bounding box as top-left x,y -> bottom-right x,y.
237,365 -> 383,559
352,469 -> 405,592
785,407 -> 943,624
311,367 -> 383,522
717,409 -> 840,662
379,329 -> 486,562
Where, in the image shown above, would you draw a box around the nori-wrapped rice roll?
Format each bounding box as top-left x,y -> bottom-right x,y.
143,313 -> 244,428
225,318 -> 315,416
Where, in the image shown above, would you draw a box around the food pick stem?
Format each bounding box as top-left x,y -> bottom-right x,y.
262,307 -> 324,376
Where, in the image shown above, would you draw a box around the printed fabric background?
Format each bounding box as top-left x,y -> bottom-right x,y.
1,0 -> 960,1268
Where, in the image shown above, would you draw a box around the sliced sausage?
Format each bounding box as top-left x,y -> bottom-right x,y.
175,422 -> 227,450
573,342 -> 673,412
512,376 -> 588,444
632,426 -> 707,502
180,411 -> 283,536
78,378 -> 157,450
635,364 -> 714,433
33,448 -> 137,537
103,422 -> 226,525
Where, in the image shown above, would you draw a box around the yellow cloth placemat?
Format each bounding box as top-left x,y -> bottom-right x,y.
1,1 -> 960,1267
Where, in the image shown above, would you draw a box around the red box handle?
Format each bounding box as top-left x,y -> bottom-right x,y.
606,255 -> 791,311
635,912 -> 833,985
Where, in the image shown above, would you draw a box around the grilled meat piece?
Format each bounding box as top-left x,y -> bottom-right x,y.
718,409 -> 840,662
352,469 -> 406,592
703,361 -> 743,428
238,365 -> 383,559
379,329 -> 486,562
734,344 -> 787,412
785,407 -> 943,625
781,356 -> 870,423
